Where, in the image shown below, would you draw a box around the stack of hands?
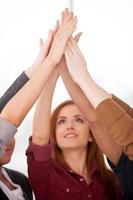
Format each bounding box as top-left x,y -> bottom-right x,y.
27,8 -> 88,87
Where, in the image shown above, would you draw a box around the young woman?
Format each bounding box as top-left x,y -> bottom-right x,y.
26,92 -> 122,200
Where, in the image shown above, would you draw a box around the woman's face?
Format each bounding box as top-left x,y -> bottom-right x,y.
55,104 -> 91,150
0,138 -> 15,165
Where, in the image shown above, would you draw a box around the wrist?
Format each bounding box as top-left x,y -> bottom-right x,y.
75,72 -> 92,86
44,55 -> 57,68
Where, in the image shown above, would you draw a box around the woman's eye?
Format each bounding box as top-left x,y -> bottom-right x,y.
58,119 -> 66,125
75,118 -> 84,123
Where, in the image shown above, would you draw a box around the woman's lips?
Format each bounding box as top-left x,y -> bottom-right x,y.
64,132 -> 78,138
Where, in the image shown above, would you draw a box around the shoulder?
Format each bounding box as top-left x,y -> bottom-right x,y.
4,167 -> 33,199
4,167 -> 29,185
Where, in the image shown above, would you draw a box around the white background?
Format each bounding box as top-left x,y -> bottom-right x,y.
0,0 -> 133,175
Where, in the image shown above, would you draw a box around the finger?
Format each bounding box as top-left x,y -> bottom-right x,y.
70,37 -> 86,62
45,29 -> 53,46
39,38 -> 44,47
74,32 -> 82,43
61,11 -> 64,24
67,25 -> 77,41
66,16 -> 77,33
66,40 -> 74,54
63,8 -> 70,23
64,8 -> 69,16
69,37 -> 81,55
67,38 -> 82,61
53,20 -> 59,33
42,29 -> 53,55
61,8 -> 68,24
68,15 -> 78,27
68,11 -> 74,21
64,11 -> 74,24
66,41 -> 74,57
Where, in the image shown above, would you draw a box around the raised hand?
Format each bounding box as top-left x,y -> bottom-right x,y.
58,32 -> 82,71
26,20 -> 59,77
48,8 -> 77,65
65,37 -> 89,83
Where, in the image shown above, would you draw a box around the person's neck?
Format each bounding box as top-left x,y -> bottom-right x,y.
62,147 -> 88,176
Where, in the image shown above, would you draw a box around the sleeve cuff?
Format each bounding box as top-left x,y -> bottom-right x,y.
0,118 -> 17,157
107,153 -> 129,170
96,98 -> 126,127
26,137 -> 52,162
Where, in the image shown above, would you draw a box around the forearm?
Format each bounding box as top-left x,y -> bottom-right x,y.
0,57 -> 55,127
32,69 -> 59,146
76,73 -> 111,109
59,66 -> 97,122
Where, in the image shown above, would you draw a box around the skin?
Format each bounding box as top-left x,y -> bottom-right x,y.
0,8 -> 77,191
64,37 -> 122,165
1,8 -> 77,127
0,138 -> 16,190
55,104 -> 93,183
0,138 -> 15,166
55,104 -> 92,150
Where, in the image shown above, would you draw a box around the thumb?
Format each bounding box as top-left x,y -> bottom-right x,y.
53,20 -> 59,34
39,38 -> 44,47
74,32 -> 82,43
39,29 -> 54,57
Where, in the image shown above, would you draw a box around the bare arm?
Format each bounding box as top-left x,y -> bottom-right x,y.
0,28 -> 55,113
64,38 -> 122,165
32,8 -> 77,146
32,69 -> 59,146
58,57 -> 97,123
0,8 -> 77,128
0,56 -> 55,127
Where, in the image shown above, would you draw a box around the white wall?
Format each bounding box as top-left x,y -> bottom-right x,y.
0,0 -> 133,175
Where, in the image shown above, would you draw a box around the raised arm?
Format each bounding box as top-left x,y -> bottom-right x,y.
58,34 -> 97,123
0,8 -> 77,128
58,57 -> 97,123
32,69 -> 59,146
64,38 -> 122,164
0,53 -> 55,127
0,24 -> 58,113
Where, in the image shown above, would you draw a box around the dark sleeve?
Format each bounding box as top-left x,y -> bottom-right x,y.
107,154 -> 133,199
0,71 -> 29,113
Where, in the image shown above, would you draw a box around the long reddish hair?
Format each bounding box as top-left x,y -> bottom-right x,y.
50,100 -> 121,199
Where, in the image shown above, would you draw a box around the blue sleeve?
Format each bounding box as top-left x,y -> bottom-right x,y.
107,153 -> 133,199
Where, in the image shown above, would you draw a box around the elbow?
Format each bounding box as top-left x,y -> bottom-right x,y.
0,110 -> 24,127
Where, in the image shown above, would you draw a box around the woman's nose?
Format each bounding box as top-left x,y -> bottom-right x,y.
66,120 -> 74,129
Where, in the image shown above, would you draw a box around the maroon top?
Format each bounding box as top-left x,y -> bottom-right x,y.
26,138 -> 122,200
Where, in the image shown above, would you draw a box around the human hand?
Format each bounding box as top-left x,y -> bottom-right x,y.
25,20 -> 59,77
48,8 -> 77,65
58,32 -> 82,73
64,36 -> 89,83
